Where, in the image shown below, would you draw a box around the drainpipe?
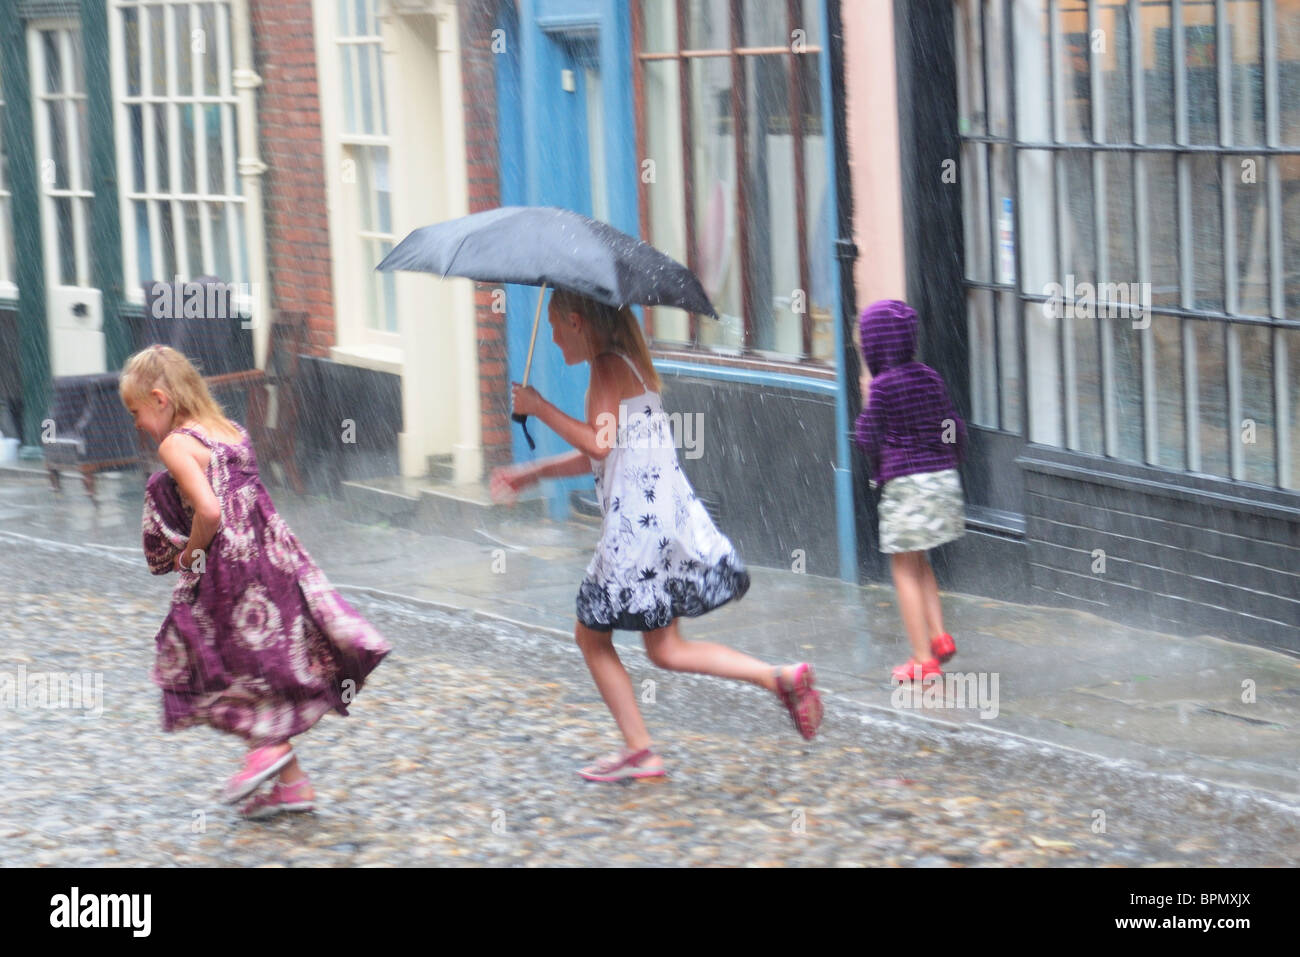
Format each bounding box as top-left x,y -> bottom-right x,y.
436,2 -> 484,482
229,0 -> 270,369
823,0 -> 860,582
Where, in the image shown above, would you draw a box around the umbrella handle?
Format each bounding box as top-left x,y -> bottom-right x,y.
511,412 -> 535,450
511,282 -> 546,453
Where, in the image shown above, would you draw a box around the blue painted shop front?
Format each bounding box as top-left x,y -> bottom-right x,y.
496,0 -> 639,520
494,0 -> 858,582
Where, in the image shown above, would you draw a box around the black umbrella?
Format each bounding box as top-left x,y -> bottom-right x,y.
376,206 -> 716,448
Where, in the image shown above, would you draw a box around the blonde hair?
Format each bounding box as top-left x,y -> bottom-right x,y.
119,345 -> 238,436
550,289 -> 662,393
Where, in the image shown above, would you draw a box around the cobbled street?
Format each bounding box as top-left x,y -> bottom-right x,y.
3,540 -> 1297,867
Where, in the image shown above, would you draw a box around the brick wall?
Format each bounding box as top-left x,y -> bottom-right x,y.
460,0 -> 511,468
1019,446 -> 1300,653
249,0 -> 336,358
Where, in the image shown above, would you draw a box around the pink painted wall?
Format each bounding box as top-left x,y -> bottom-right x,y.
842,0 -> 907,335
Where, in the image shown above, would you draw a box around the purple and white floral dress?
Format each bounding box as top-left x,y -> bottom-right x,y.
141,423 -> 390,746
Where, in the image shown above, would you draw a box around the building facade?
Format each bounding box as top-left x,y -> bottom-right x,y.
891,0 -> 1300,651
0,0 -> 484,485
477,0 -> 859,577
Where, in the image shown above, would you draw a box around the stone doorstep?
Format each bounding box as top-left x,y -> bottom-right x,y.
0,463 -> 50,480
341,474 -> 546,533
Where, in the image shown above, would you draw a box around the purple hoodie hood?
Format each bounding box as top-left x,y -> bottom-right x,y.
859,299 -> 918,377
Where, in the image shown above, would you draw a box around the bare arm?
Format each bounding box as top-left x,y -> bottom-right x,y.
533,450 -> 592,479
511,354 -> 624,462
158,434 -> 221,568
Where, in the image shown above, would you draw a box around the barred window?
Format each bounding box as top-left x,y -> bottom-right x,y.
110,0 -> 250,294
959,0 -> 1300,490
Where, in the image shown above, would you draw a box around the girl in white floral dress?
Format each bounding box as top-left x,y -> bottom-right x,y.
491,290 -> 823,781
121,346 -> 390,818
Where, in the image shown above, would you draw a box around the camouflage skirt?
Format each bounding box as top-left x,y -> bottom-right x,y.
877,468 -> 965,554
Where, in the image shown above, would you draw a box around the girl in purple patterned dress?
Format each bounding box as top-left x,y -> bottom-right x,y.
120,345 -> 391,819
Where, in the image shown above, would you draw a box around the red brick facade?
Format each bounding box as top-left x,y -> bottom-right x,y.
244,0 -> 508,468
460,0 -> 511,468
249,0 -> 336,358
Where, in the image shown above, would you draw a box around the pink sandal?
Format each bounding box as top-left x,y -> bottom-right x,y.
578,747 -> 666,782
240,778 -> 315,820
221,745 -> 295,804
775,663 -> 823,740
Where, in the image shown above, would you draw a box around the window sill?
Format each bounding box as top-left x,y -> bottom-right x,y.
329,344 -> 404,376
649,347 -> 836,381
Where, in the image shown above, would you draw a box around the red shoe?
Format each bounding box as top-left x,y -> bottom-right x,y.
578,747 -> 666,782
931,633 -> 956,663
240,778 -> 316,820
221,745 -> 294,804
891,657 -> 943,683
775,663 -> 823,740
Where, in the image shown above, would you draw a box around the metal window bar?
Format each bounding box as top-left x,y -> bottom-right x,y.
1006,0 -> 1026,438
1131,0 -> 1158,465
1172,0 -> 1200,473
980,0 -> 1003,431
1050,1 -> 1079,450
1263,0 -> 1288,488
1217,0 -> 1244,481
1089,0 -> 1117,458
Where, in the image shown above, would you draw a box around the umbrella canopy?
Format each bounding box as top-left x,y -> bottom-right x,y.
375,206 -> 717,318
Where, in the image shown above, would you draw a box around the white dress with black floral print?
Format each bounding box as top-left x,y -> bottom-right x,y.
576,353 -> 750,632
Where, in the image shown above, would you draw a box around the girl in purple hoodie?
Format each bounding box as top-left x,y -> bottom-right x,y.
854,300 -> 967,683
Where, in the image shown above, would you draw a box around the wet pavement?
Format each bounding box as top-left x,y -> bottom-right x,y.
2,466 -> 1299,865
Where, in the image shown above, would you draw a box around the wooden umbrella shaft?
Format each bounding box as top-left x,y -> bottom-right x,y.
521,282 -> 547,387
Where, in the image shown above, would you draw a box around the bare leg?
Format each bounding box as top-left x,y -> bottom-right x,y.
919,554 -> 946,639
575,621 -> 660,764
641,619 -> 796,692
891,551 -> 933,661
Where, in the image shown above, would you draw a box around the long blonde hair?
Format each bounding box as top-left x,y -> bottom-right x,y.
119,345 -> 238,436
551,289 -> 662,392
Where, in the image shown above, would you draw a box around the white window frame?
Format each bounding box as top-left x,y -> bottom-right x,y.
326,0 -> 400,349
109,0 -> 269,358
29,20 -> 94,292
310,0 -> 400,366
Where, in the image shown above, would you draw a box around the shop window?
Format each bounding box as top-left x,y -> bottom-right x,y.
959,0 -> 1300,491
634,0 -> 834,364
